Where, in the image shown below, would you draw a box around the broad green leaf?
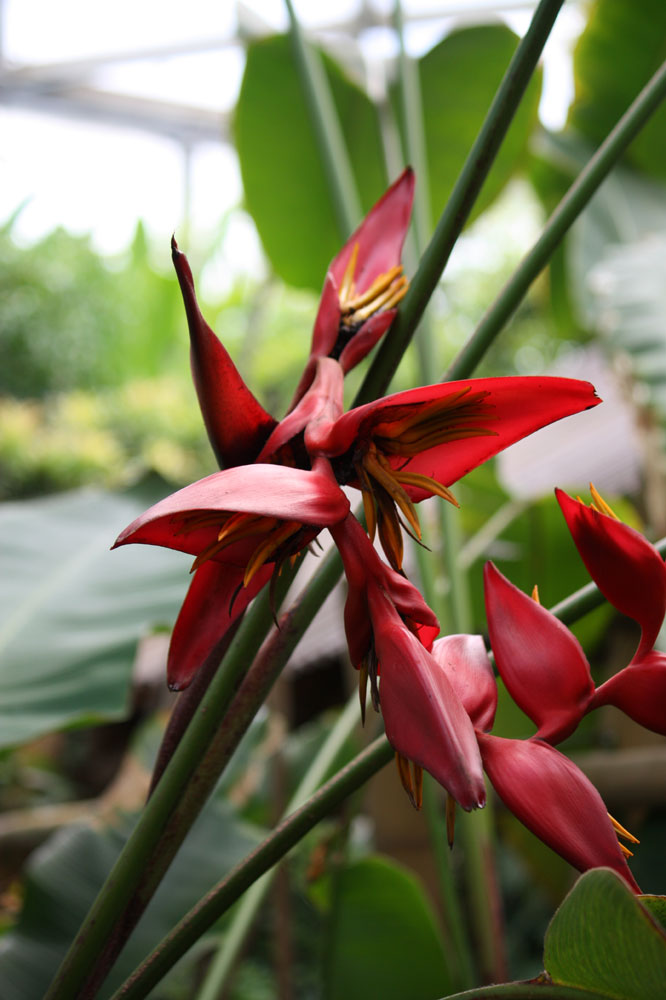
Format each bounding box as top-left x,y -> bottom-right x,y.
544,868 -> 666,999
0,487 -> 187,748
235,34 -> 385,290
323,854 -> 452,1000
413,25 -> 541,229
570,0 -> 666,181
0,795 -> 263,1000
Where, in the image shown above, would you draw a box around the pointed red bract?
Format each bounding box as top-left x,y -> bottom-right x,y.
484,562 -> 594,743
172,238 -> 276,467
477,733 -> 640,892
166,561 -> 271,690
556,489 -> 666,658
114,462 -> 350,557
291,168 -> 414,404
591,650 -> 666,736
430,634 -> 497,733
369,588 -> 486,812
309,377 -> 601,499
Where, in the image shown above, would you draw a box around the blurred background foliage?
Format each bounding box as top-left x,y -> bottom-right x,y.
1,1 -> 666,996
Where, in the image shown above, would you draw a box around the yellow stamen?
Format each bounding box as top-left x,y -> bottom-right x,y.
243,520 -> 301,587
347,272 -> 408,322
532,584 -> 540,604
393,471 -> 459,508
608,812 -> 640,845
338,242 -> 359,306
590,483 -> 620,520
376,492 -> 405,571
343,265 -> 403,314
395,753 -> 423,810
364,449 -> 421,541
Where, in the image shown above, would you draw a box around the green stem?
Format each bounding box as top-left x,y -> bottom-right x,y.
110,736 -> 394,1000
44,568 -> 295,1000
285,0 -> 361,238
441,985 -> 612,1000
356,0 -> 565,404
422,775 -> 475,991
195,693 -> 362,1000
447,59 -> 666,381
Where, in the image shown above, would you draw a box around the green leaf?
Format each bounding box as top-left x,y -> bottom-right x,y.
235,34 -> 385,290
544,868 -> 666,999
0,487 -> 187,748
641,896 -> 666,934
0,795 -> 263,1000
569,0 -> 666,181
323,854 -> 452,1000
413,25 -> 541,229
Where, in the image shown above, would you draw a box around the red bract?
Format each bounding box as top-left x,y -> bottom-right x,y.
432,634 -> 640,891
590,650 -> 666,735
114,461 -> 350,688
430,633 -> 497,734
556,488 -> 666,659
308,376 -> 601,570
367,586 -> 486,812
329,513 -> 438,673
477,733 -> 640,893
290,168 -> 415,406
484,562 -> 594,744
171,238 -> 277,468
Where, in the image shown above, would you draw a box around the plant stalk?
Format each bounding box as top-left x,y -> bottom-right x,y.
356,0 -> 566,404
447,59 -> 666,380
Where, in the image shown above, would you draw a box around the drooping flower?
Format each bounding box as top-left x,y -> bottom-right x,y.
329,513 -> 485,811
114,461 -> 350,688
430,633 -> 640,891
556,486 -> 666,734
368,586 -> 486,813
290,168 -> 415,407
308,376 -> 601,570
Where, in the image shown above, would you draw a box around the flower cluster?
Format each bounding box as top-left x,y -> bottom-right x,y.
114,170 -> 605,852
406,486 -> 666,893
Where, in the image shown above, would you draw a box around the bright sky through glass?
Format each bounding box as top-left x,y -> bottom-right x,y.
0,1 -> 583,277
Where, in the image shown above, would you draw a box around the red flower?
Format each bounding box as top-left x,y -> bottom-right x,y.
484,562 -> 594,744
290,168 -> 414,407
431,634 -> 640,891
308,376 -> 601,570
556,487 -> 666,660
556,487 -> 666,734
328,514 -> 485,811
171,237 -> 277,469
114,461 -> 350,688
369,588 -> 486,813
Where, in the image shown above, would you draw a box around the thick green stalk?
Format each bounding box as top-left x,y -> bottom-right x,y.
44,569 -> 295,1000
447,59 -> 666,381
284,0 -> 360,238
356,0 -> 566,405
110,736 -> 394,1000
422,775 -> 476,991
195,693 -> 362,1000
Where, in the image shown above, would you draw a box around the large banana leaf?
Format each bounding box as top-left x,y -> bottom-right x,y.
0,486 -> 187,748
